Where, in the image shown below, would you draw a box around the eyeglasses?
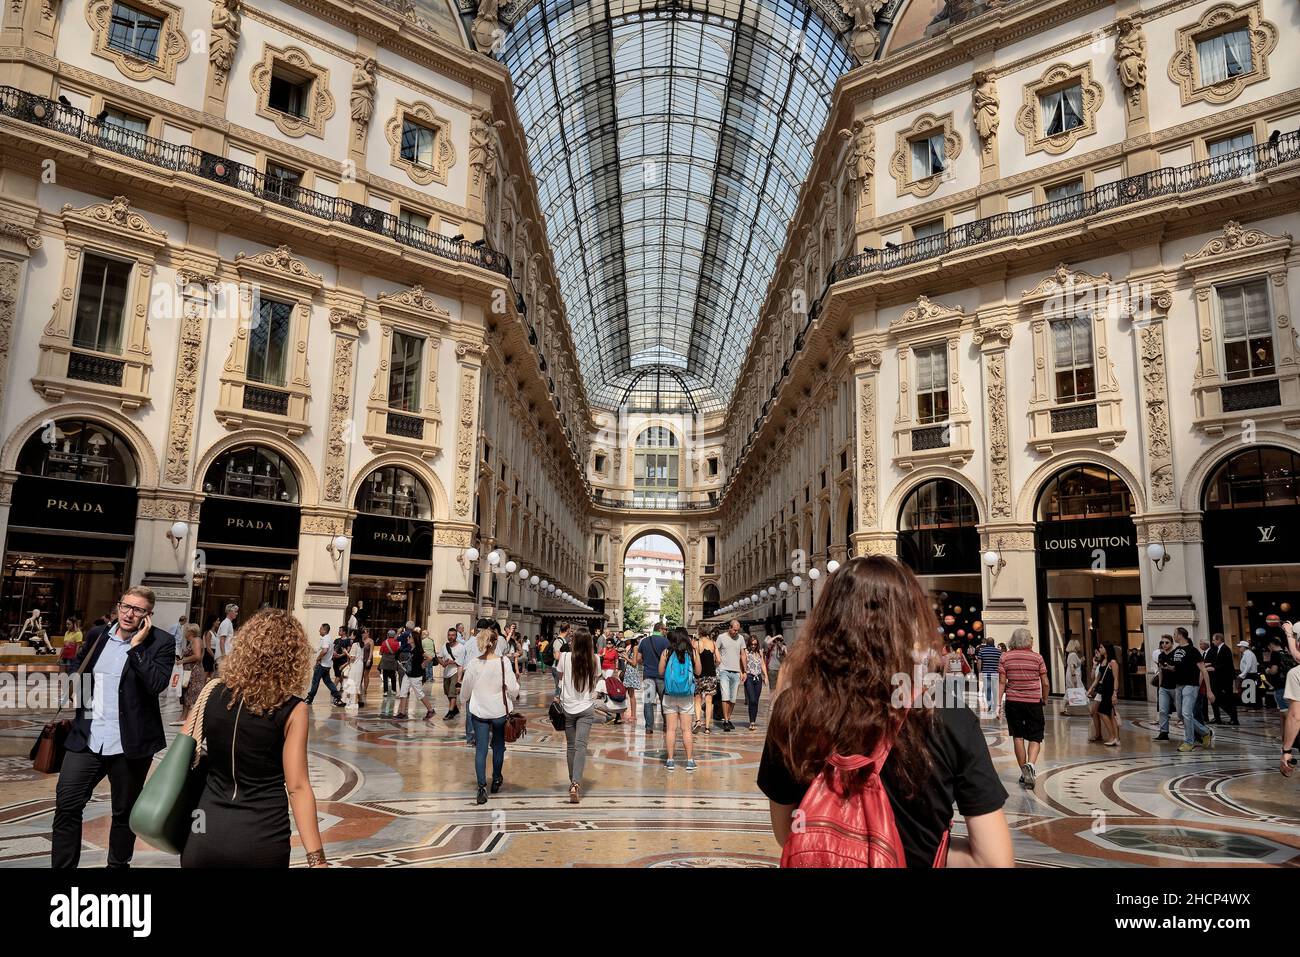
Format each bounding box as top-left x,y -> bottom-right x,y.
117,602 -> 151,616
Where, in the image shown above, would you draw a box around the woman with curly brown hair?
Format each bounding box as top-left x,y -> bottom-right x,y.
757,556 -> 1013,868
180,609 -> 328,868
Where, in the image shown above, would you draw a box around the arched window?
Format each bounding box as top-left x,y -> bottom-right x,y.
355,466 -> 432,519
702,583 -> 719,603
1205,446 -> 1300,509
900,479 -> 978,530
1037,465 -> 1132,521
587,582 -> 604,600
202,445 -> 300,503
634,426 -> 679,504
17,419 -> 137,485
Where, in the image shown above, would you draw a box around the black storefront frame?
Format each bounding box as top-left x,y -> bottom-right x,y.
191,494 -> 302,622
346,511 -> 435,635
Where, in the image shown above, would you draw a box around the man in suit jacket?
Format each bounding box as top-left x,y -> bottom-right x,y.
1210,632 -> 1239,726
51,585 -> 176,868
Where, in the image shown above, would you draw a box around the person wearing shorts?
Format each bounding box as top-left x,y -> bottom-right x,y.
715,621 -> 746,732
997,628 -> 1048,788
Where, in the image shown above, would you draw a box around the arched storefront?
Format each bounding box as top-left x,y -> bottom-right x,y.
702,582 -> 719,620
1202,446 -> 1300,649
897,478 -> 983,649
190,445 -> 302,623
2,420 -> 140,635
348,465 -> 434,637
1034,465 -> 1144,698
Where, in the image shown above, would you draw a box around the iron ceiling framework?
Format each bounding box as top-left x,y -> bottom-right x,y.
500,0 -> 852,414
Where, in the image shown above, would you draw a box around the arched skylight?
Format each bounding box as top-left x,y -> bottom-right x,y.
500,0 -> 852,413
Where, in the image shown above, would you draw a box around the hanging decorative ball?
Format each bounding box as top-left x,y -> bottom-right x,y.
1266,614 -> 1282,627
1247,600 -> 1254,608
972,621 -> 983,632
954,606 -> 963,614
956,629 -> 965,638
1282,602 -> 1292,613
1256,627 -> 1267,637
943,614 -> 955,627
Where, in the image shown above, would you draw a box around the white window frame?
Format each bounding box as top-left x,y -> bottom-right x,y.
1216,277 -> 1274,381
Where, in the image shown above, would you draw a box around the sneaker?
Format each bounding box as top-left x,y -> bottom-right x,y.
1023,763 -> 1036,788
665,759 -> 676,771
1201,732 -> 1213,749
1018,771 -> 1025,785
685,760 -> 697,772
1154,732 -> 1169,741
476,786 -> 488,805
1177,743 -> 1196,753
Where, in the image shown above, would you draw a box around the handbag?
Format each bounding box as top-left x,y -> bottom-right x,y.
548,697 -> 566,731
501,659 -> 527,743
129,679 -> 221,855
29,634 -> 104,773
1064,687 -> 1088,707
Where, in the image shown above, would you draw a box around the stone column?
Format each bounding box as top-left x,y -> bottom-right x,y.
848,347 -> 883,560
431,522 -> 476,638
134,494 -> 204,627
973,312 -> 1033,644
0,217 -> 41,427
296,511 -> 350,630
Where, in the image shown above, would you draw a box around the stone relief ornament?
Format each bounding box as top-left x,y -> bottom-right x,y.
839,0 -> 886,62
164,296 -> 206,485
857,375 -> 878,527
1114,17 -> 1147,106
471,0 -> 501,55
349,56 -> 376,143
1139,322 -> 1174,505
454,367 -> 477,516
323,335 -> 355,503
1184,220 -> 1293,262
972,71 -> 999,154
208,0 -> 241,86
839,119 -> 874,208
985,350 -> 1011,519
469,110 -> 506,190
0,221 -> 42,249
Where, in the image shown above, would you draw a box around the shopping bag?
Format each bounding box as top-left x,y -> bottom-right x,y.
167,663 -> 185,698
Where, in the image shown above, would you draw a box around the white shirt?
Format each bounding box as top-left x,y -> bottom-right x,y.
215,618 -> 235,658
316,634 -> 334,667
1238,648 -> 1259,678
554,651 -> 600,714
348,614 -> 358,631
459,655 -> 519,719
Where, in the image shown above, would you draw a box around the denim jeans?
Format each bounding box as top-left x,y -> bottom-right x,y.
744,674 -> 763,724
470,714 -> 506,788
642,677 -> 661,729
564,707 -> 596,785
465,706 -> 474,744
1178,685 -> 1211,744
306,664 -> 339,703
1157,686 -> 1178,733
982,673 -> 998,716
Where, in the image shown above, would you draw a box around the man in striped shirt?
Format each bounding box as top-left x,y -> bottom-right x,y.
998,628 -> 1049,788
976,636 -> 1002,717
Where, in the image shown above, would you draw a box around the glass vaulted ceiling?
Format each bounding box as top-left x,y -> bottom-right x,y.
501,0 -> 853,414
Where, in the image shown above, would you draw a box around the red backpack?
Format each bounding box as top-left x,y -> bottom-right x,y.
780,745 -> 949,869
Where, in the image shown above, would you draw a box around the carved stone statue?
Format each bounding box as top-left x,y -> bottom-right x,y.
1114,17 -> 1147,101
209,0 -> 241,84
471,0 -> 501,55
350,56 -> 376,126
840,0 -> 886,62
469,110 -> 506,188
972,71 -> 999,152
839,118 -> 874,208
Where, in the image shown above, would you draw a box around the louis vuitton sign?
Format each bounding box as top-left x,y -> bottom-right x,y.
197,496 -> 300,550
1204,506 -> 1298,568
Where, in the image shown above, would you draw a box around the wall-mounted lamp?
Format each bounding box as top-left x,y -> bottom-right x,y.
827,560 -> 841,574
505,560 -> 518,574
808,567 -> 821,581
327,534 -> 350,561
791,575 -> 803,588
487,549 -> 503,567
166,520 -> 189,550
1147,539 -> 1170,571
982,539 -> 1006,579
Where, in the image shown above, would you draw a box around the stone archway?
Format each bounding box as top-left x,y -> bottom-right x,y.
620,524 -> 689,631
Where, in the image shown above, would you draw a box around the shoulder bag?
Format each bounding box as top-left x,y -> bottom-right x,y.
29,634 -> 104,773
501,659 -> 527,743
129,679 -> 222,855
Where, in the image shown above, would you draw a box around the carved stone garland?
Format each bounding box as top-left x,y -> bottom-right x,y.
163,275 -> 213,485
454,366 -> 478,517
1138,293 -> 1175,506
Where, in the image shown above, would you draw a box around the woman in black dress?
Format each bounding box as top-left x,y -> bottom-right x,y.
181,609 -> 327,868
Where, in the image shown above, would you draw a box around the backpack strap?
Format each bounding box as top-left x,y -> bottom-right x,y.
932,829 -> 951,868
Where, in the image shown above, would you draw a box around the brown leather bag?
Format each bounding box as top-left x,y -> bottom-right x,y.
500,658 -> 526,743
30,634 -> 104,773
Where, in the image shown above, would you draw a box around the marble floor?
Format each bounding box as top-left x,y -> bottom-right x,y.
1,673 -> 1297,867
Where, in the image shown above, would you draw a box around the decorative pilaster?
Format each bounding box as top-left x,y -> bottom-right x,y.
1136,290 -> 1175,507
164,265 -> 217,486
973,314 -> 1014,520
1114,16 -> 1148,130
322,298 -> 366,504
0,217 -> 39,426
853,349 -> 882,533
453,337 -> 486,518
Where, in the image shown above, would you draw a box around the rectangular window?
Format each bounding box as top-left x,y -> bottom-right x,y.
398,208 -> 431,234
268,71 -> 310,118
387,331 -> 423,412
1050,316 -> 1096,402
913,343 -> 949,425
594,453 -> 606,472
593,534 -> 604,557
264,161 -> 302,201
107,1 -> 162,61
707,456 -> 718,476
706,536 -> 716,565
1197,28 -> 1253,86
1041,84 -> 1084,136
910,133 -> 946,180
1209,131 -> 1255,157
72,253 -> 132,354
1046,178 -> 1084,203
100,108 -> 149,144
246,296 -> 292,387
401,120 -> 436,167
913,219 -> 944,240
1218,278 -> 1274,380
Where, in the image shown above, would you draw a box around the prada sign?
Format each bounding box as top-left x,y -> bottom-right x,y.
1035,517 -> 1138,570
11,476 -> 137,535
898,526 -> 980,576
352,514 -> 433,561
198,496 -> 300,550
1203,506 -> 1298,567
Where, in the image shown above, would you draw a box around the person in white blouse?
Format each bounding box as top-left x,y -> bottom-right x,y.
553,625 -> 600,804
458,617 -> 519,805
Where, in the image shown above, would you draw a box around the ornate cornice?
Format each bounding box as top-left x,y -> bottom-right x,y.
1183,220 -> 1293,266
233,245 -> 324,292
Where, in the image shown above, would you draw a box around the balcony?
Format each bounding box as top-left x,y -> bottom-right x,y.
242,384 -> 290,416
66,352 -> 124,386
1050,402 -> 1099,433
385,411 -> 425,439
912,424 -> 950,451
0,86 -> 510,277
1221,379 -> 1282,413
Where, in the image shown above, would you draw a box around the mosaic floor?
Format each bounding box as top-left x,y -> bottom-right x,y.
1,672 -> 1298,867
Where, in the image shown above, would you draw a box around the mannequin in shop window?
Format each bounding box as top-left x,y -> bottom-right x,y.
19,609 -> 56,655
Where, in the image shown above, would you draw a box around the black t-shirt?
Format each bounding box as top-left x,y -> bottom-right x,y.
1157,650 -> 1175,689
1169,644 -> 1202,687
756,705 -> 1007,868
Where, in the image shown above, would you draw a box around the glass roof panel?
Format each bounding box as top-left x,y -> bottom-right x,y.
500,0 -> 851,413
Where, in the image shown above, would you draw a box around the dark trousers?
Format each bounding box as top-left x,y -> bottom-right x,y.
470,714 -> 506,788
52,749 -> 152,868
745,674 -> 763,724
382,668 -> 398,694
1212,685 -> 1239,723
306,665 -> 339,703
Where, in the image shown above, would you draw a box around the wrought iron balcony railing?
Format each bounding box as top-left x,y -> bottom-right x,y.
1221,378 -> 1282,413
67,351 -> 124,386
0,86 -> 510,277
1050,402 -> 1099,433
830,131 -> 1300,283
242,384 -> 290,415
385,411 -> 425,439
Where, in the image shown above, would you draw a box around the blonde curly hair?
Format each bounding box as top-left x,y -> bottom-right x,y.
217,608 -> 313,715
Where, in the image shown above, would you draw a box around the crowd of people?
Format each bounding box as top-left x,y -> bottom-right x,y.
34,557 -> 1300,870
